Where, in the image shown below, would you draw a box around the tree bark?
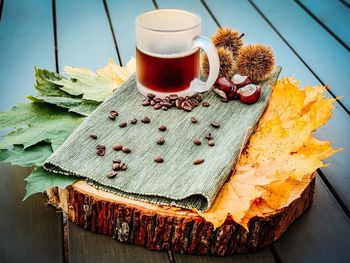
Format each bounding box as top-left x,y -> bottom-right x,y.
47,176 -> 315,256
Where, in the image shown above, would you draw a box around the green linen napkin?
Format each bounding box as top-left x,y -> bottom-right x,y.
44,67 -> 281,211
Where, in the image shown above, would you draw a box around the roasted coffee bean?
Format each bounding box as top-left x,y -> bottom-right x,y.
175,99 -> 182,109
113,144 -> 123,151
163,102 -> 172,108
195,94 -> 202,102
208,139 -> 215,146
150,100 -> 156,106
96,148 -> 105,156
171,100 -> 176,107
96,144 -> 106,150
164,96 -> 170,102
157,137 -> 165,145
147,93 -> 156,99
162,106 -> 168,111
141,116 -> 150,123
153,103 -> 162,110
122,146 -> 131,153
112,163 -> 120,171
158,125 -> 167,131
193,138 -> 202,145
112,158 -> 121,163
142,99 -> 151,106
130,118 -> 137,124
182,101 -> 192,111
107,171 -> 117,179
120,162 -> 128,170
119,122 -> 127,128
154,156 -> 164,163
183,105 -> 192,112
221,98 -> 228,103
202,101 -> 210,107
89,134 -> 97,139
211,121 -> 220,128
191,116 -> 198,123
190,99 -> 199,107
169,94 -> 178,100
205,133 -> 213,140
109,110 -> 118,120
154,98 -> 162,103
193,158 -> 204,165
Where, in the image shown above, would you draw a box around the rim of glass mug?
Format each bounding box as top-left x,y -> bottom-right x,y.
136,9 -> 201,33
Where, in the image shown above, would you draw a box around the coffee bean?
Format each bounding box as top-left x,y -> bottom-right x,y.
208,140 -> 215,146
171,100 -> 176,107
113,144 -> 123,151
141,116 -> 150,123
195,94 -> 202,102
90,134 -> 97,139
191,116 -> 198,123
163,102 -> 172,108
120,162 -> 128,170
175,99 -> 182,109
96,148 -> 105,156
96,144 -> 106,150
130,118 -> 137,124
205,133 -> 213,140
154,103 -> 162,110
119,122 -> 127,128
162,106 -> 168,111
193,158 -> 204,165
150,100 -> 156,106
107,171 -> 117,179
221,98 -> 228,103
112,163 -> 120,171
147,93 -> 156,99
190,99 -> 199,107
122,146 -> 131,153
157,137 -> 165,145
109,110 -> 118,120
158,125 -> 167,131
169,94 -> 178,100
183,105 -> 192,112
211,121 -> 220,128
154,98 -> 162,103
193,138 -> 202,145
142,99 -> 151,106
112,158 -> 121,163
154,156 -> 164,163
202,101 -> 210,107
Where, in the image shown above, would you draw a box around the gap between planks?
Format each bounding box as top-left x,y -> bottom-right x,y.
102,0 -> 122,66
295,0 -> 349,52
0,0 -> 4,22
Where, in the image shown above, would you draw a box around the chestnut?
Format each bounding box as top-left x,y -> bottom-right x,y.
226,84 -> 238,100
231,74 -> 252,89
237,84 -> 261,104
215,77 -> 233,93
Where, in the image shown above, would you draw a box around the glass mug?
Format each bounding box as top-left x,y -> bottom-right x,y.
135,9 -> 220,98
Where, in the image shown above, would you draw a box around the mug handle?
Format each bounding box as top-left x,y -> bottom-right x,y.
190,35 -> 220,93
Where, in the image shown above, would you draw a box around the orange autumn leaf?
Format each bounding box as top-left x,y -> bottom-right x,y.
198,77 -> 340,229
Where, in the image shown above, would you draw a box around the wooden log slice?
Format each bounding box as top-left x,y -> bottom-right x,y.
47,175 -> 315,256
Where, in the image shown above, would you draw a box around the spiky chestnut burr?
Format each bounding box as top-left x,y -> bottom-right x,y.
201,47 -> 237,79
212,28 -> 244,58
236,44 -> 275,82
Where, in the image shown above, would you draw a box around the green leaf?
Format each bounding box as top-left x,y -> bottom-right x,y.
0,143 -> 53,167
0,102 -> 84,151
51,66 -> 122,102
24,167 -> 78,200
28,95 -> 99,117
35,67 -> 71,97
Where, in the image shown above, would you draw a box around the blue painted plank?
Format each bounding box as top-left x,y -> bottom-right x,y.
156,0 -> 218,37
107,0 -> 155,65
56,0 -> 118,71
299,0 -> 350,48
0,0 -> 55,111
0,1 -> 64,262
252,0 -> 350,111
206,0 -> 350,261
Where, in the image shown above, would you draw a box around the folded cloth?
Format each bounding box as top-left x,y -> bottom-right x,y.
44,67 -> 281,211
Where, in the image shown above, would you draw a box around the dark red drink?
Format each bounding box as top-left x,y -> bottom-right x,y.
136,47 -> 200,92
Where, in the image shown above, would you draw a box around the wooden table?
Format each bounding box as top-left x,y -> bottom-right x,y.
0,1 -> 349,262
